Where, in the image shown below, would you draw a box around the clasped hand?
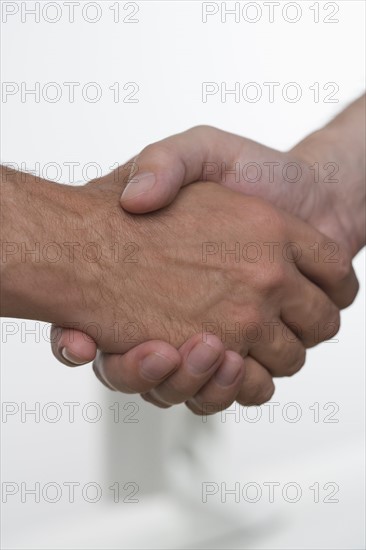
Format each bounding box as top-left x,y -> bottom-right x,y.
50,153 -> 357,414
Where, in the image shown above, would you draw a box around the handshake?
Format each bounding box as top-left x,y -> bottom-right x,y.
1,100 -> 364,415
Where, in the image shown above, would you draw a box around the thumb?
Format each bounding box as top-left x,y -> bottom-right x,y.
120,126 -> 223,213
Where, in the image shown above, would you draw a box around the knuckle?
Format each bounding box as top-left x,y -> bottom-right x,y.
259,202 -> 288,239
305,306 -> 340,346
343,276 -> 360,307
248,262 -> 288,296
263,264 -> 287,292
189,124 -> 215,136
322,301 -> 340,331
324,310 -> 341,340
332,250 -> 352,283
245,378 -> 275,406
332,258 -> 359,309
254,382 -> 275,405
247,197 -> 288,238
138,141 -> 186,182
285,348 -> 306,376
140,142 -> 173,163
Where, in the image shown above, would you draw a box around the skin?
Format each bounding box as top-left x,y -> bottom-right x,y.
51,95 -> 365,413
1,167 -> 358,413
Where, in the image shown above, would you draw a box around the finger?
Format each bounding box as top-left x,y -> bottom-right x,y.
249,320 -> 306,377
51,325 -> 97,367
185,350 -> 245,415
142,334 -> 225,407
93,341 -> 181,393
236,357 -> 275,406
120,126 -> 243,213
282,270 -> 341,348
282,212 -> 359,308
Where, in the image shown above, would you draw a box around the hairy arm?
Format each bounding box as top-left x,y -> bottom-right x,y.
1,167 -> 82,321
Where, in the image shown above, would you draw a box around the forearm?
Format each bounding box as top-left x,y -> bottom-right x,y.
1,167 -> 91,322
292,95 -> 366,256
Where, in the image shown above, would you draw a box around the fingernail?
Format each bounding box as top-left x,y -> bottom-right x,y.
187,341 -> 221,374
61,348 -> 85,366
121,172 -> 156,201
215,359 -> 243,387
140,353 -> 177,380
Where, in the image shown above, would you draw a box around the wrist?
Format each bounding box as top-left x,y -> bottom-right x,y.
290,129 -> 365,257
1,170 -> 98,323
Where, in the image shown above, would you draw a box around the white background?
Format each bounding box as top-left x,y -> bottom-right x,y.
1,1 -> 365,548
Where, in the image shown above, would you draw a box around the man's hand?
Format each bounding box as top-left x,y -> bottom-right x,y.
53,97 -> 364,412
119,96 -> 365,258
46,173 -> 357,412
